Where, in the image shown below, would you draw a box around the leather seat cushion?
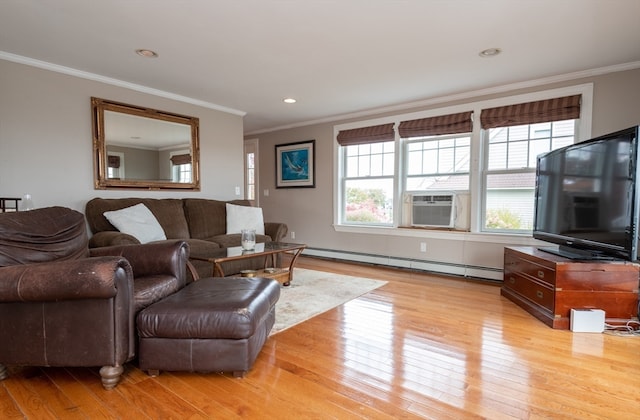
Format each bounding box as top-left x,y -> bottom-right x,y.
133,275 -> 183,312
136,277 -> 280,340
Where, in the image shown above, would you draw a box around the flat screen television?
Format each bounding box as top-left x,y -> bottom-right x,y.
533,125 -> 640,261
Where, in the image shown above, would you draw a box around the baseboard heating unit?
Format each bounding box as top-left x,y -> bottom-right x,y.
302,247 -> 502,282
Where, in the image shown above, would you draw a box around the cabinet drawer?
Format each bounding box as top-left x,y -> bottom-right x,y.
504,272 -> 554,311
505,256 -> 556,286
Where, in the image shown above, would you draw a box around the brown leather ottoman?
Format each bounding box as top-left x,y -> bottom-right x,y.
136,276 -> 280,377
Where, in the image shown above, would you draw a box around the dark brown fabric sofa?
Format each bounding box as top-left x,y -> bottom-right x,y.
85,198 -> 288,278
0,206 -> 190,390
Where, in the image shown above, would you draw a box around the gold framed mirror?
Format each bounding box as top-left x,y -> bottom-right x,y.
92,97 -> 200,190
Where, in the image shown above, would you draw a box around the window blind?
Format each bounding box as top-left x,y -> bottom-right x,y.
398,111 -> 473,138
170,154 -> 192,165
336,123 -> 395,146
107,155 -> 120,168
480,95 -> 581,129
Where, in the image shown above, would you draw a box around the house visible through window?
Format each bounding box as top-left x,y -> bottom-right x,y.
483,120 -> 575,231
343,141 -> 395,224
334,87 -> 590,236
405,134 -> 471,192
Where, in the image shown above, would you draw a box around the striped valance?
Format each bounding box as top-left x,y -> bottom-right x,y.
336,123 -> 395,146
480,95 -> 581,129
107,155 -> 120,168
170,154 -> 192,165
398,111 -> 473,138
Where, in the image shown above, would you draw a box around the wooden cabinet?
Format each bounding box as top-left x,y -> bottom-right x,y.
502,246 -> 639,329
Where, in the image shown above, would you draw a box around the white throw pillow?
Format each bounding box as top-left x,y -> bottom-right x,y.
103,203 -> 167,244
226,203 -> 265,235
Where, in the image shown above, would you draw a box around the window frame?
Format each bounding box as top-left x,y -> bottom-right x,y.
333,84 -> 593,241
340,140 -> 397,226
480,121 -> 578,234
403,132 -> 472,194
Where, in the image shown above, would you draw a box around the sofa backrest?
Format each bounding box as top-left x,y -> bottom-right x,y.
85,198 -> 191,239
183,198 -> 251,240
0,206 -> 89,266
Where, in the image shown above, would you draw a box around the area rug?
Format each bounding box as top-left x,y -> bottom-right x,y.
270,268 -> 387,335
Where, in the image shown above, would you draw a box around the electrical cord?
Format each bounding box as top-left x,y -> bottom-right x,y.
603,320 -> 640,336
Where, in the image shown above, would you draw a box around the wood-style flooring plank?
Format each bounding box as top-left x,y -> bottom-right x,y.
0,384 -> 25,419
0,256 -> 638,419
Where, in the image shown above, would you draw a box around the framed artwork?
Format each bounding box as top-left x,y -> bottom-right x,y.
275,140 -> 316,188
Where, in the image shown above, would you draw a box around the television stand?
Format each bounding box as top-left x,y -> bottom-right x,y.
537,245 -> 616,261
502,246 -> 639,329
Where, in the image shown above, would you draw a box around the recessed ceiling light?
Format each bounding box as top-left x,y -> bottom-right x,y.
479,48 -> 501,58
283,98 -> 297,104
135,49 -> 158,58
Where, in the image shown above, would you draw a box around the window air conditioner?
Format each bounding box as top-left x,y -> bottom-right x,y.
410,193 -> 455,228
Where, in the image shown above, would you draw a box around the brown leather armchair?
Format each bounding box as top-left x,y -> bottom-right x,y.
0,206 -> 189,389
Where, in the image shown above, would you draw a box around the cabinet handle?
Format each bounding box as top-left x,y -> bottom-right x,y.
536,290 -> 543,299
509,277 -> 515,284
537,270 -> 545,279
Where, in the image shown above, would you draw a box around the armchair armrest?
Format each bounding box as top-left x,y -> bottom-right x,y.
265,222 -> 288,242
89,231 -> 140,248
90,240 -> 190,287
0,257 -> 132,302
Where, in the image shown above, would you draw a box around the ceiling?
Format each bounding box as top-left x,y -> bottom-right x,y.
1,0 -> 639,135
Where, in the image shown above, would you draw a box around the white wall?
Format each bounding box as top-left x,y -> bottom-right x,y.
2,58 -> 639,279
250,68 -> 640,278
0,59 -> 244,213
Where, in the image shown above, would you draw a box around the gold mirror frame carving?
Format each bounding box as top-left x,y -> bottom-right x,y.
92,97 -> 200,190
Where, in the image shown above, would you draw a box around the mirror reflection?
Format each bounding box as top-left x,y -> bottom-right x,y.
92,97 -> 200,190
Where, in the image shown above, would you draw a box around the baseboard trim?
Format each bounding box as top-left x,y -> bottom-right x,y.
302,247 -> 503,282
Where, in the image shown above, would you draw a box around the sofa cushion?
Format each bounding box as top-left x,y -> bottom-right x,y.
185,238 -> 222,257
86,198 -> 190,239
183,198 -> 251,240
103,204 -> 167,244
0,206 -> 89,266
225,203 -> 265,235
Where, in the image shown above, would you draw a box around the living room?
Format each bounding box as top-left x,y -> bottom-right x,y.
1,1 -> 639,418
3,59 -> 640,282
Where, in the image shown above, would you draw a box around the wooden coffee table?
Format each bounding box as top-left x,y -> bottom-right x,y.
191,242 -> 307,286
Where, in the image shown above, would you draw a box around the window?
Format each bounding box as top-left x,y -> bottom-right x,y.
246,152 -> 255,200
244,138 -> 259,204
107,152 -> 124,179
334,86 -> 591,237
482,120 -> 575,232
405,134 -> 470,192
342,141 -> 395,224
173,163 -> 192,182
169,152 -> 192,182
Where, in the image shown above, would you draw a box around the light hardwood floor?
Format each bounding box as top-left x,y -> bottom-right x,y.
1,256 -> 638,419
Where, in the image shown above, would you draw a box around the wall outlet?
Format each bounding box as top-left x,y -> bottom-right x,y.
264,189 -> 269,196
420,242 -> 427,252
291,231 -> 295,239
234,186 -> 241,196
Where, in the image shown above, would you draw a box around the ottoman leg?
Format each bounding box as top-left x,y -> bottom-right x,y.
233,370 -> 247,378
146,369 -> 160,377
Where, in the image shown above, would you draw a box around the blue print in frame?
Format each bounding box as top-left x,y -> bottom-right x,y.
275,140 -> 315,188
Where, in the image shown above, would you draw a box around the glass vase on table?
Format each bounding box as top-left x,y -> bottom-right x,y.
241,229 -> 256,251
